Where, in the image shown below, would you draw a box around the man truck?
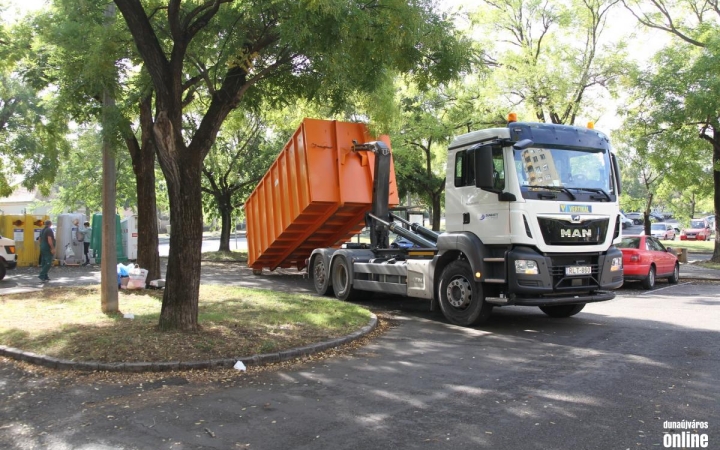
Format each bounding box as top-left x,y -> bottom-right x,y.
245,116 -> 623,326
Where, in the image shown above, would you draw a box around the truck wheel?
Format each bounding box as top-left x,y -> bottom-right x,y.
252,268 -> 263,276
0,264 -> 5,281
539,304 -> 585,317
438,260 -> 492,326
331,255 -> 370,301
312,255 -> 333,296
642,266 -> 656,289
668,263 -> 680,284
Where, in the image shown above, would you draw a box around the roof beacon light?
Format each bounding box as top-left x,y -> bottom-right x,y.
587,121 -> 595,129
508,112 -> 518,123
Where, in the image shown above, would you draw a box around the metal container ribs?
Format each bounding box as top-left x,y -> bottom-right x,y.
245,119 -> 399,271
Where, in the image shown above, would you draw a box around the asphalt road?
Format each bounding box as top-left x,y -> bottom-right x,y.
1,267 -> 718,449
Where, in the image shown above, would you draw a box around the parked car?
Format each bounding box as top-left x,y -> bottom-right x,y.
391,236 -> 418,249
680,218 -> 712,241
625,212 -> 643,225
705,214 -> 715,229
624,212 -> 663,225
617,235 -> 679,289
619,212 -> 633,229
649,222 -> 676,240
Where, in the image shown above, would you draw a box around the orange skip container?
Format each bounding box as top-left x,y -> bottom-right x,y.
245,119 -> 399,271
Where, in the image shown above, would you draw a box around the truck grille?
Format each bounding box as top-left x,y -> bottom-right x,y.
537,218 -> 609,245
548,254 -> 601,290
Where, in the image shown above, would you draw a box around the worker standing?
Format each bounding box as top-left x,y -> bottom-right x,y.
38,220 -> 56,282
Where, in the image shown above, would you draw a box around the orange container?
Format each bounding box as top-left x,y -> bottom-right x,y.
245,118 -> 399,271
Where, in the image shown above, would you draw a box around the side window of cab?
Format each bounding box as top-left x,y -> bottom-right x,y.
492,146 -> 505,190
454,150 -> 476,187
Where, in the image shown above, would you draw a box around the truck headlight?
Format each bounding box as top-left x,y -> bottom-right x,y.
515,260 -> 538,275
610,256 -> 622,272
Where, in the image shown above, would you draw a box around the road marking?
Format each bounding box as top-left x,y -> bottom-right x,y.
640,281 -> 693,295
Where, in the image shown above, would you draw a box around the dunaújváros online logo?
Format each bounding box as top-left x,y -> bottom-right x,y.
663,420 -> 709,448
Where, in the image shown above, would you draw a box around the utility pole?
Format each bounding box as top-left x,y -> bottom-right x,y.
101,3 -> 118,313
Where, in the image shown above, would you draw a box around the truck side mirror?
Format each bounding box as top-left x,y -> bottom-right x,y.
472,145 -> 497,191
513,139 -> 533,150
611,153 -> 621,195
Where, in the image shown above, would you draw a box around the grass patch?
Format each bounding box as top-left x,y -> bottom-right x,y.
0,285 -> 371,363
665,240 -> 715,252
202,250 -> 248,262
696,260 -> 720,270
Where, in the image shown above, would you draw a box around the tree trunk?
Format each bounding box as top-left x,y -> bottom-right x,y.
219,199 -> 232,252
712,131 -> 720,263
133,95 -> 161,281
135,154 -> 161,280
431,193 -> 442,231
643,193 -> 653,236
159,160 -> 204,331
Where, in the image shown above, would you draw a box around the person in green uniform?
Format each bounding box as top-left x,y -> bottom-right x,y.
38,220 -> 56,282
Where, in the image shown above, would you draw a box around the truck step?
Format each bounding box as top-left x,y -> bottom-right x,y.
483,257 -> 505,262
483,278 -> 505,283
485,297 -> 509,304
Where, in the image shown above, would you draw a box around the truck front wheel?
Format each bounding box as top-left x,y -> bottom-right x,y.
0,263 -> 5,281
438,260 -> 492,326
539,304 -> 585,318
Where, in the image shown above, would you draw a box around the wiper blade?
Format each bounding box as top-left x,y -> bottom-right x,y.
571,187 -> 611,201
529,185 -> 576,200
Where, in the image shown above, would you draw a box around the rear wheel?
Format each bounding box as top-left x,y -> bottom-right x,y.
539,303 -> 585,318
312,255 -> 332,296
438,260 -> 493,326
668,263 -> 680,284
642,266 -> 656,289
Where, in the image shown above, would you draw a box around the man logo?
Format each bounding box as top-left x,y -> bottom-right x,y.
571,215 -> 582,223
561,229 -> 592,238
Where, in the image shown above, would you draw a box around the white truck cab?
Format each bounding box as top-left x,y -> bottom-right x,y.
0,235 -> 17,280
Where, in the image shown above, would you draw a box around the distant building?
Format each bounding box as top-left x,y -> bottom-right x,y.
0,185 -> 51,216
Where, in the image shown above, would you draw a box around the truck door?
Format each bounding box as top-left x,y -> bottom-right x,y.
454,145 -> 511,243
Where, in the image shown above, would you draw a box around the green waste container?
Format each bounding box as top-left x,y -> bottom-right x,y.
90,213 -> 127,263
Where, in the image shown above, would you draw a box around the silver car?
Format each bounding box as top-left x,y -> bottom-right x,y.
650,222 -> 676,240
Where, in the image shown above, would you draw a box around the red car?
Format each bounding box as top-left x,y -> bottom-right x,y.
617,235 -> 679,289
680,218 -> 712,241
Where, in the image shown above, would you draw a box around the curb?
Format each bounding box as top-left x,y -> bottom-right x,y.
0,314 -> 377,373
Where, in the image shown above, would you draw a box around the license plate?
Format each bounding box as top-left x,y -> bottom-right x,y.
566,266 -> 591,276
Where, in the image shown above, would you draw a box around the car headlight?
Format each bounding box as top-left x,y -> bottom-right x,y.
515,260 -> 539,275
611,256 -> 623,272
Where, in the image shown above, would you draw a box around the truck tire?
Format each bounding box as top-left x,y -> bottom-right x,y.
0,263 -> 5,281
539,303 -> 585,318
438,260 -> 492,326
312,255 -> 333,296
331,255 -> 370,301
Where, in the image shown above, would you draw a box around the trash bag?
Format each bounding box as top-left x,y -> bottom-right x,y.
126,266 -> 149,290
117,263 -> 135,277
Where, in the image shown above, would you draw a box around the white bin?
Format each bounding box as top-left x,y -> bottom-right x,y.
121,214 -> 138,260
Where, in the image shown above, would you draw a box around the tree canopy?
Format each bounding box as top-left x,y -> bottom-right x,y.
110,0 -> 474,331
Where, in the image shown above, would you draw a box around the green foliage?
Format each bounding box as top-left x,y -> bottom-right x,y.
618,32 -> 720,218
200,111 -> 277,224
53,126 -> 136,215
0,18 -> 70,195
471,0 -> 627,125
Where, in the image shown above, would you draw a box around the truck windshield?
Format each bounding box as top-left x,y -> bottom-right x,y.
514,146 -> 613,194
